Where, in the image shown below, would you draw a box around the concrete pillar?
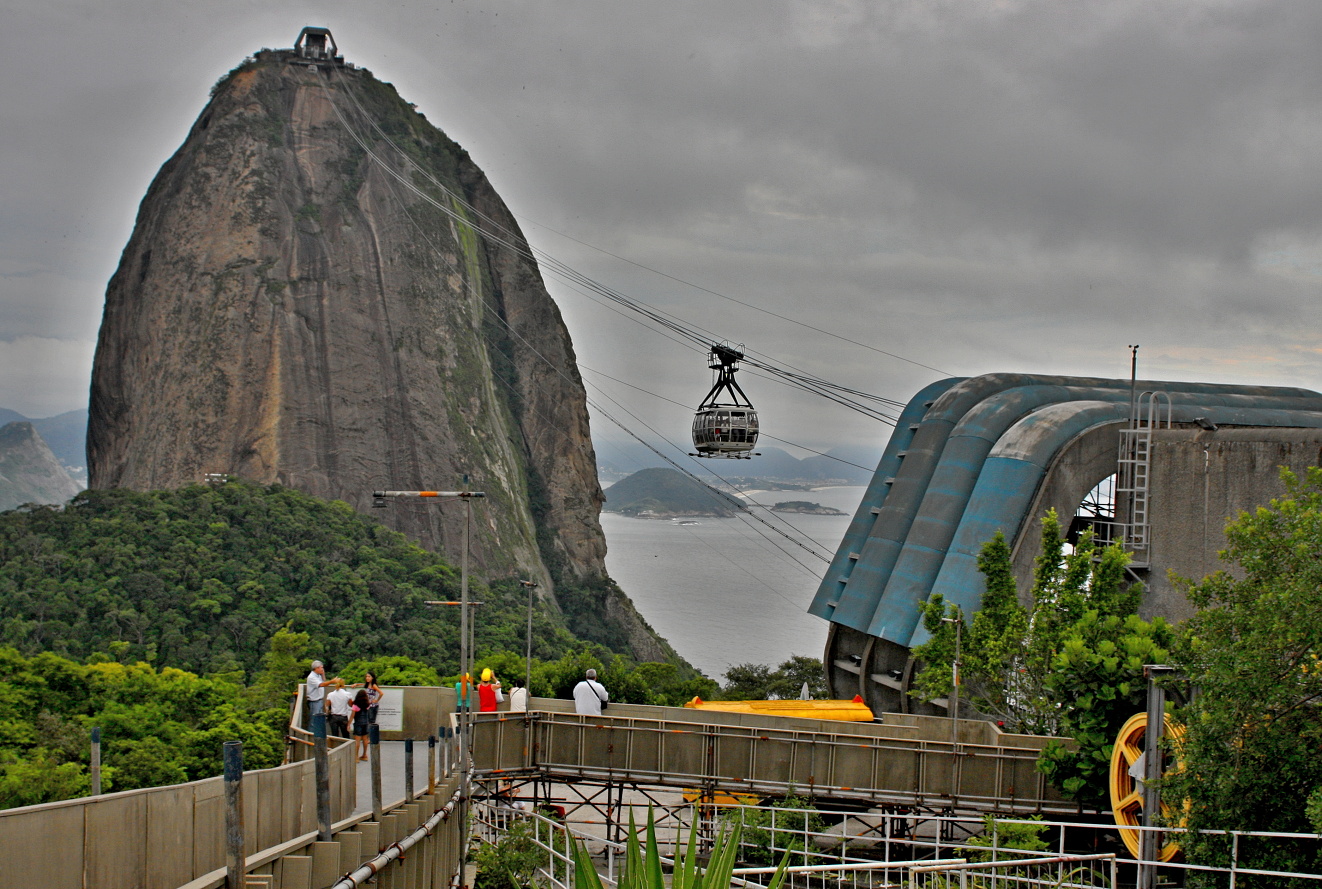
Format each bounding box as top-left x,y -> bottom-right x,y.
309,841 -> 341,888
276,854 -> 313,889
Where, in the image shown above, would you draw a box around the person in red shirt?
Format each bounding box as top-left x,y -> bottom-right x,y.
476,667 -> 503,712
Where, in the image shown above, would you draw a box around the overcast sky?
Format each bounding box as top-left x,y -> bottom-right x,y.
4,0 -> 1322,461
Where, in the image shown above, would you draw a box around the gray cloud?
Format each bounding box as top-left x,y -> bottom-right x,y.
2,0 -> 1319,451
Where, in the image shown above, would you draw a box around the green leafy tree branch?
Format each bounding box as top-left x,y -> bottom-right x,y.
912,509 -> 1169,805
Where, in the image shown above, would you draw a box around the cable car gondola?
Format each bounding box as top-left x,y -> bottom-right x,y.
691,343 -> 760,458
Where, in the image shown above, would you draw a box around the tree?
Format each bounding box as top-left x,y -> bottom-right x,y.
1169,467 -> 1322,876
0,646 -> 288,810
340,655 -> 440,687
721,656 -> 827,701
912,510 -> 1170,805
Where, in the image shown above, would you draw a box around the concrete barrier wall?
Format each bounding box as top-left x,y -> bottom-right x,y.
0,737 -> 356,889
177,774 -> 466,889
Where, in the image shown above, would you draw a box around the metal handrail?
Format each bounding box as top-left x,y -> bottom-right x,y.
471,710 -> 1065,813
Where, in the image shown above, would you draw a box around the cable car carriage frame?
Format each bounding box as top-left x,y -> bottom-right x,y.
691,343 -> 760,459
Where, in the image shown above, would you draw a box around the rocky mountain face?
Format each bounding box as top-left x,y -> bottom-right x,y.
88,46 -> 665,657
0,422 -> 81,510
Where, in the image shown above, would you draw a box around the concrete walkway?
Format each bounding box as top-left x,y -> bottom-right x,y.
352,740 -> 447,816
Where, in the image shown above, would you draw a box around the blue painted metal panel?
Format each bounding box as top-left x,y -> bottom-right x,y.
905,401 -> 1322,649
866,385 -> 1134,642
818,372 -> 1322,648
807,378 -> 961,620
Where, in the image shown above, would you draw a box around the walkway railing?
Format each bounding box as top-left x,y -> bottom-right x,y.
472,803 -> 1119,889
0,726 -> 356,888
473,793 -> 1322,888
470,709 -> 1067,813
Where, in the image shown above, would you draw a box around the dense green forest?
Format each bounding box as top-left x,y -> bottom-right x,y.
0,626 -> 818,810
0,480 -> 640,676
0,646 -> 289,809
0,479 -> 828,811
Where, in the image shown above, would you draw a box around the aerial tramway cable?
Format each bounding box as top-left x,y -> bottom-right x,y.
316,73 -> 831,572
324,66 -> 910,427
312,68 -> 856,573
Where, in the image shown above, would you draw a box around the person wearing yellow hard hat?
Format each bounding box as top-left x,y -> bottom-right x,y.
476,667 -> 504,712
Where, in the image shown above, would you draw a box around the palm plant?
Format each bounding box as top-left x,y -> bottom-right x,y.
569,806 -> 791,889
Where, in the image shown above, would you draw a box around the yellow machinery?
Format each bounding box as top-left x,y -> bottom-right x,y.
1109,711 -> 1186,862
684,695 -> 874,722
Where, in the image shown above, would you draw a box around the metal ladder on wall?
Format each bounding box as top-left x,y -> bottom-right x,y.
1114,391 -> 1171,568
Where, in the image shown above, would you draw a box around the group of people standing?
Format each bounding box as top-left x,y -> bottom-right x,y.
308,660 -> 612,760
455,668 -> 528,713
304,660 -> 385,761
457,667 -> 609,716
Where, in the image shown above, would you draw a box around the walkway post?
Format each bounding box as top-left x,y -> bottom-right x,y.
90,726 -> 101,796
223,740 -> 245,889
1138,665 -> 1173,889
404,738 -> 414,803
428,735 -> 437,795
370,723 -> 383,822
313,712 -> 331,841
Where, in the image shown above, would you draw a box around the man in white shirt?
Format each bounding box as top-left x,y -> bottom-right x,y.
326,679 -> 354,738
572,669 -> 609,716
305,660 -> 335,725
508,680 -> 529,713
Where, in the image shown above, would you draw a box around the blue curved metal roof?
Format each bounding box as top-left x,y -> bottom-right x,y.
809,373 -> 1322,648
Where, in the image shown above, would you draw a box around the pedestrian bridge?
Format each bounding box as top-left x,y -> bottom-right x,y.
468,701 -> 1070,816
0,685 -> 1070,888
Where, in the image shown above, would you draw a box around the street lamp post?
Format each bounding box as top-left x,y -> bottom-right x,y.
519,580 -> 538,694
941,615 -> 963,747
372,484 -> 485,811
372,486 -> 485,681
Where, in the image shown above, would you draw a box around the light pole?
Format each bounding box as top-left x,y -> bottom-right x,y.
520,580 -> 538,694
372,484 -> 485,809
941,614 -> 963,746
372,486 -> 486,684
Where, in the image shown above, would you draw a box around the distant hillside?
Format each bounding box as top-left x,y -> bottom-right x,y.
604,468 -> 740,517
32,409 -> 88,477
0,408 -> 88,480
771,500 -> 846,515
0,422 -> 81,510
597,441 -> 880,486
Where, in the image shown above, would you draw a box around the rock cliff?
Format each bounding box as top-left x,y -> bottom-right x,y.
88,45 -> 651,648
0,422 -> 81,510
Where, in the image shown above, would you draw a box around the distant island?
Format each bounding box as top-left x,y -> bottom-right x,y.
771,501 -> 846,515
604,467 -> 741,518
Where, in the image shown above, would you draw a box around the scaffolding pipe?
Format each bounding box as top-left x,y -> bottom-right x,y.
328,789 -> 464,889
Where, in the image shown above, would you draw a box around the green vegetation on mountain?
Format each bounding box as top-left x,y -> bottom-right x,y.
604,467 -> 740,517
0,646 -> 288,809
770,501 -> 844,515
0,479 -> 635,676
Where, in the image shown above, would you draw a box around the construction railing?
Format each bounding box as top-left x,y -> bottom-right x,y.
470,709 -> 1068,813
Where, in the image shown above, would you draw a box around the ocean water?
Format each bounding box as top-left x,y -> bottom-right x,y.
602,485 -> 866,681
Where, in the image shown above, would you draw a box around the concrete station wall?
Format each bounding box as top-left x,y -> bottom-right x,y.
1010,424 -> 1322,624
1144,427 -> 1322,622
